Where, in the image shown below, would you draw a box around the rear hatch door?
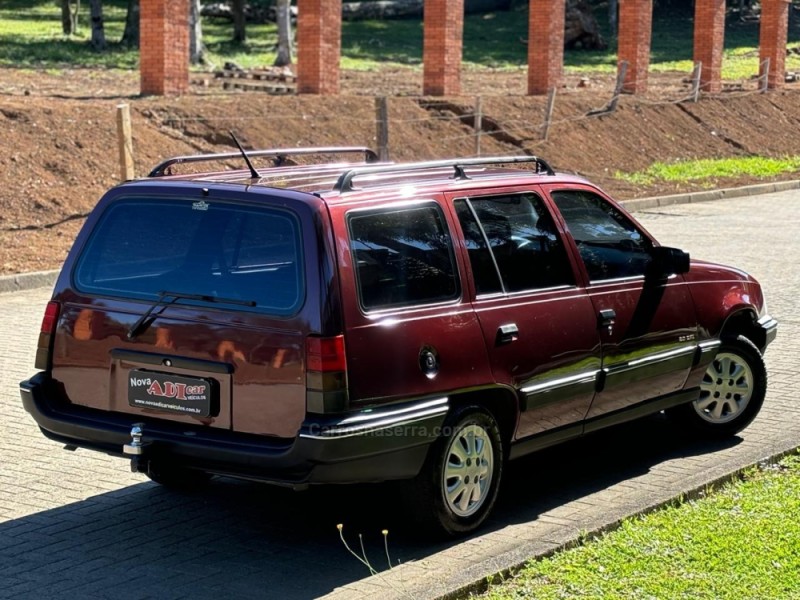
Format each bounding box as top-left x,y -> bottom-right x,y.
50,183 -> 328,439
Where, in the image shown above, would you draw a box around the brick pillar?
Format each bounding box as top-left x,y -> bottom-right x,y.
140,0 -> 190,96
693,0 -> 726,93
617,0 -> 653,93
423,0 -> 464,96
527,0 -> 565,95
297,0 -> 342,94
759,0 -> 789,90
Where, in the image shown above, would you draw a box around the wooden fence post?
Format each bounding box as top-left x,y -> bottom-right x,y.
541,88 -> 557,141
116,104 -> 135,181
587,61 -> 628,117
691,62 -> 702,102
474,96 -> 483,157
607,61 -> 628,113
375,97 -> 389,161
760,58 -> 771,93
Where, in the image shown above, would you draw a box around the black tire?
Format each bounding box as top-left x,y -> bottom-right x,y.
145,462 -> 213,490
405,405 -> 503,537
669,335 -> 766,438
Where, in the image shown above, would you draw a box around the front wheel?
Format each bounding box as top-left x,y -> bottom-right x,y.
406,405 -> 503,537
670,336 -> 766,437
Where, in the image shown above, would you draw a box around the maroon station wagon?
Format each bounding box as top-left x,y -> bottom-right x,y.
21,147 -> 777,535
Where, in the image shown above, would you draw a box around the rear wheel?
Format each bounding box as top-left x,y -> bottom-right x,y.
145,461 -> 213,490
406,405 -> 503,536
670,336 -> 766,437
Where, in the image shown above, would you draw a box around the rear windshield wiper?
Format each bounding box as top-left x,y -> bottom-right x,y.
127,290 -> 256,340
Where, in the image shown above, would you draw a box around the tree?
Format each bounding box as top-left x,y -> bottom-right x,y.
60,0 -> 79,36
89,0 -> 106,51
120,0 -> 139,47
274,0 -> 293,67
190,0 -> 206,64
608,0 -> 617,38
232,0 -> 246,43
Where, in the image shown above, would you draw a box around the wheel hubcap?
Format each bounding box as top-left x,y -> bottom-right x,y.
442,424 -> 494,518
694,351 -> 753,424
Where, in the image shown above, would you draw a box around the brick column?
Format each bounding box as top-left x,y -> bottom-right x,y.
759,0 -> 789,90
423,0 -> 464,96
140,0 -> 190,96
297,0 -> 342,94
527,0 -> 565,95
693,0 -> 726,93
617,0 -> 653,94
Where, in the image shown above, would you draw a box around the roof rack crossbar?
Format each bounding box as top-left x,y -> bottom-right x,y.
148,146 -> 379,177
333,155 -> 555,193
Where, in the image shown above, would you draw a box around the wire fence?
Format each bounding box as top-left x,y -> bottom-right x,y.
116,60 -> 780,180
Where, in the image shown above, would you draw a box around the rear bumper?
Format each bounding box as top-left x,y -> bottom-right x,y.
20,373 -> 447,486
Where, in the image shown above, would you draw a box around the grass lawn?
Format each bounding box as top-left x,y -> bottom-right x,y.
477,453 -> 800,600
616,156 -> 800,186
1,0 -> 799,79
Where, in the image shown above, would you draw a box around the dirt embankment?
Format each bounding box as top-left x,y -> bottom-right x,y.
2,75 -> 800,274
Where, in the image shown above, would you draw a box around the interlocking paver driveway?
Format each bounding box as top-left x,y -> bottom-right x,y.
1,192 -> 798,599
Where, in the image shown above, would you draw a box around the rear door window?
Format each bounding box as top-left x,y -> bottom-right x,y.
455,193 -> 574,294
348,204 -> 459,311
74,198 -> 304,315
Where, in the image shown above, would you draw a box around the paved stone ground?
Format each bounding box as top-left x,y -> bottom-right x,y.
0,192 -> 798,600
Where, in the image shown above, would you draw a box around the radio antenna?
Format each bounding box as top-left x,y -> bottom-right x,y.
229,131 -> 260,179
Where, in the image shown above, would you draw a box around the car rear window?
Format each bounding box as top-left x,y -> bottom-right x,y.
74,198 -> 304,315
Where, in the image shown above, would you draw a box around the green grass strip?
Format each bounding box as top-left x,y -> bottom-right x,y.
616,156 -> 800,186
479,454 -> 800,600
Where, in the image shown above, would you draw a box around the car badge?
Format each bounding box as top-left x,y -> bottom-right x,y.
192,200 -> 210,211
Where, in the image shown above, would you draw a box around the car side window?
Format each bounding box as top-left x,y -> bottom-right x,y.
455,193 -> 574,294
348,204 -> 460,311
551,190 -> 653,281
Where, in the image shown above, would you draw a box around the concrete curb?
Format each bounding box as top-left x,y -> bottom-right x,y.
442,445 -> 800,600
0,270 -> 58,294
621,179 -> 800,212
1,181 -> 798,294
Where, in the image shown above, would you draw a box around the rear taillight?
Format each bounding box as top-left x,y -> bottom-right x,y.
306,335 -> 348,414
35,301 -> 60,370
306,335 -> 347,372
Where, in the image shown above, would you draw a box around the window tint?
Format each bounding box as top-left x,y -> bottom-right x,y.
75,199 -> 304,314
456,193 -> 573,293
552,190 -> 653,281
454,200 -> 503,295
349,205 -> 459,310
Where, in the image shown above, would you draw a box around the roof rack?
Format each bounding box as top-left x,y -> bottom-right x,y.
148,146 -> 379,178
333,155 -> 555,193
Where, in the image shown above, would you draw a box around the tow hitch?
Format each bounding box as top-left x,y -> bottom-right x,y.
123,423 -> 150,473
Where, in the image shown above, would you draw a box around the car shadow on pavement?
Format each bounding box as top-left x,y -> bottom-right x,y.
0,414 -> 739,600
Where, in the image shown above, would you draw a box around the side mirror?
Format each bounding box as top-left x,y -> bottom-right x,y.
651,246 -> 690,276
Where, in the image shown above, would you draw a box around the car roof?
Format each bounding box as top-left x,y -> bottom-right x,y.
138,147 -> 594,205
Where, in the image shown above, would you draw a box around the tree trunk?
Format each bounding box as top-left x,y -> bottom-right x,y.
71,0 -> 80,33
89,0 -> 106,51
63,0 -> 80,34
608,0 -> 617,38
232,0 -> 246,43
120,0 -> 139,48
190,0 -> 206,64
61,0 -> 73,35
274,0 -> 293,67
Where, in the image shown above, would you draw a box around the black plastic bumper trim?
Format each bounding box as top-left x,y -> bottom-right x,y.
20,373 -> 445,485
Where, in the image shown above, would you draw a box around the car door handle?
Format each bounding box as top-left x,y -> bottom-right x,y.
598,309 -> 616,332
496,323 -> 519,345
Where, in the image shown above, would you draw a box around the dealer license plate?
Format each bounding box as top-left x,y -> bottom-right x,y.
128,370 -> 217,417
